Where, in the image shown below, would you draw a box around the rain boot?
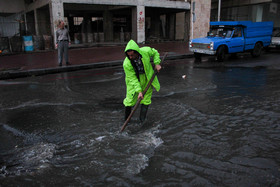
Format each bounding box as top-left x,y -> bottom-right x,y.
139,104 -> 149,123
124,106 -> 132,121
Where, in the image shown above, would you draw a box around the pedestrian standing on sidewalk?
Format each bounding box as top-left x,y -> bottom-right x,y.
55,20 -> 71,66
123,40 -> 161,123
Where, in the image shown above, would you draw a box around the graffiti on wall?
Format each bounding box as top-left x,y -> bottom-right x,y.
138,11 -> 145,30
137,7 -> 145,43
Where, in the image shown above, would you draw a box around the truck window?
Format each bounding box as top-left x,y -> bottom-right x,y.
233,27 -> 242,38
226,30 -> 232,38
208,28 -> 233,38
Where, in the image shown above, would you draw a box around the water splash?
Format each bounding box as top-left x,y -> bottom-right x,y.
0,124 -> 56,177
1,143 -> 56,177
126,154 -> 149,174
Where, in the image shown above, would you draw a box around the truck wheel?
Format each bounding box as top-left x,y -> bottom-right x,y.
251,42 -> 263,57
217,46 -> 226,62
194,53 -> 202,60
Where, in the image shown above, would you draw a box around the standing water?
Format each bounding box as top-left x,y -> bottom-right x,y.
0,60 -> 280,186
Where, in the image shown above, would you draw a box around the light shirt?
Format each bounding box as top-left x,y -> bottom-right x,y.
56,27 -> 70,43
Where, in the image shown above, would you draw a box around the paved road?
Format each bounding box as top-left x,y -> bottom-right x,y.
192,49 -> 280,70
1,53 -> 280,186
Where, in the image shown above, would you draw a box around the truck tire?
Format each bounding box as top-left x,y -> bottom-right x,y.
251,42 -> 263,57
194,52 -> 202,60
217,46 -> 226,62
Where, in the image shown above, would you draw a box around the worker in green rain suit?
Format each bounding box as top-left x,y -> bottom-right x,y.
123,40 -> 162,122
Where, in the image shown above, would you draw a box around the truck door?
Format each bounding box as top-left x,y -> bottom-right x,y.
229,27 -> 245,53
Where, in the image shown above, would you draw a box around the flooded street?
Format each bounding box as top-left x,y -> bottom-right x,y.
1,56 -> 280,186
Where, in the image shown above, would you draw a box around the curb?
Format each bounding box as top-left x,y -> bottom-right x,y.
0,54 -> 193,80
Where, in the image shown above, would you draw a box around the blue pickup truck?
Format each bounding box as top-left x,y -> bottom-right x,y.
189,21 -> 274,61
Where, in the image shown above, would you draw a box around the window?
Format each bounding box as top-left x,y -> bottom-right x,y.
74,17 -> 83,26
233,27 -> 242,37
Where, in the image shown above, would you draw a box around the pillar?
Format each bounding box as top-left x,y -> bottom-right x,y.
185,11 -> 190,41
24,13 -> 28,34
175,12 -> 185,40
49,0 -> 64,47
132,6 -> 145,43
103,10 -> 113,42
167,13 -> 175,40
34,9 -> 39,35
131,7 -> 137,41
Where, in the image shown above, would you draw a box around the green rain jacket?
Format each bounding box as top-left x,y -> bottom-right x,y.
123,40 -> 161,106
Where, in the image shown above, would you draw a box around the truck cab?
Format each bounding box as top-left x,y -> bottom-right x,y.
189,21 -> 273,62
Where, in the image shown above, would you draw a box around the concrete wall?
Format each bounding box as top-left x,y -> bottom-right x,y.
190,0 -> 211,39
62,0 -> 189,9
0,0 -> 25,13
176,12 -> 185,40
265,3 -> 280,28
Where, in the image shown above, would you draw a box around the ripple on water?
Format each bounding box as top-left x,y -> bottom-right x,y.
0,142 -> 56,177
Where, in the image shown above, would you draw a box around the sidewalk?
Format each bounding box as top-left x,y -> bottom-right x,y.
0,41 -> 192,80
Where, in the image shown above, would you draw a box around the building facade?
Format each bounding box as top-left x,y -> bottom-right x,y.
3,0 -> 278,53
0,0 -> 213,52
211,0 -> 280,29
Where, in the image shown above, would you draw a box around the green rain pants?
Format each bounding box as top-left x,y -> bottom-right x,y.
123,74 -> 153,107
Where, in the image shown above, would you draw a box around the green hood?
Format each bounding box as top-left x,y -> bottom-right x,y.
124,40 -> 140,54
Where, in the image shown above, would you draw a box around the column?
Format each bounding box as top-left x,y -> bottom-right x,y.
34,9 -> 39,35
185,11 -> 190,41
49,0 -> 64,47
103,10 -> 113,42
167,13 -> 175,40
132,6 -> 145,43
137,6 -> 145,43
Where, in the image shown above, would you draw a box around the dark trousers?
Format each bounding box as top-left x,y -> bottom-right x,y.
124,104 -> 149,122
